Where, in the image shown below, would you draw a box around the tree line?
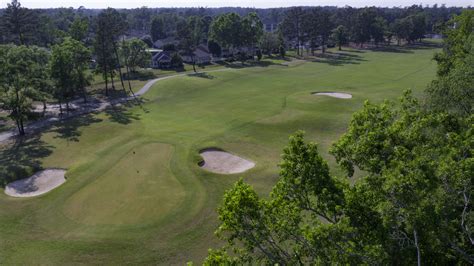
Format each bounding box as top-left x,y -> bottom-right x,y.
0,1 -> 150,135
204,10 -> 474,265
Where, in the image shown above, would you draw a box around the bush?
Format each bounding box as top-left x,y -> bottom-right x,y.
279,45 -> 286,57
256,49 -> 263,61
171,53 -> 183,68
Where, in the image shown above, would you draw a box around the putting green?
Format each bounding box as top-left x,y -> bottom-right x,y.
63,143 -> 184,225
0,44 -> 441,264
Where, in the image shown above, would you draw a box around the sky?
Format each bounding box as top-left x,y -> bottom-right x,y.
8,0 -> 473,9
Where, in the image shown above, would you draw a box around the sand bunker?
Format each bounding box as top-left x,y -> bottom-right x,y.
199,148 -> 255,174
5,169 -> 66,197
313,92 -> 352,99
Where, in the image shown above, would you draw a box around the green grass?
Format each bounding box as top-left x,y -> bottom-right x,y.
0,43 -> 440,264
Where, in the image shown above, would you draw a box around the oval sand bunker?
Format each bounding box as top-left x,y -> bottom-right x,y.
313,92 -> 352,99
5,169 -> 66,197
199,149 -> 255,174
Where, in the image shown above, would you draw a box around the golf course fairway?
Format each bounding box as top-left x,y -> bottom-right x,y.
0,45 -> 440,264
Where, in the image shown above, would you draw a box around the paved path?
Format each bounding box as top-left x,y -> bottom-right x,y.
0,74 -> 184,143
0,69 -> 233,143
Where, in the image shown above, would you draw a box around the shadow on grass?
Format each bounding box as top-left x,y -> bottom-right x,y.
124,70 -> 157,81
104,102 -> 141,125
187,72 -> 215,79
51,113 -> 103,142
0,135 -> 53,187
312,51 -> 367,66
215,59 -> 283,69
367,41 -> 442,53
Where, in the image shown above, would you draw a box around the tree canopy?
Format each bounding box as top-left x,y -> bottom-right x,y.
0,45 -> 50,134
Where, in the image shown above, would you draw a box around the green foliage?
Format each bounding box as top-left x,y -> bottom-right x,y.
303,8 -> 333,53
279,45 -> 286,57
207,40 -> 221,56
428,10 -> 474,116
332,92 -> 473,264
391,14 -> 427,45
120,38 -> 150,72
209,12 -> 263,52
50,37 -> 91,107
93,8 -> 127,94
260,32 -> 279,55
434,10 -> 474,76
280,7 -> 304,55
0,45 -> 49,134
170,52 -> 183,68
427,35 -> 474,116
150,16 -> 165,42
332,25 -> 348,50
69,17 -> 88,42
256,50 -> 263,61
1,0 -> 36,45
177,16 -> 204,72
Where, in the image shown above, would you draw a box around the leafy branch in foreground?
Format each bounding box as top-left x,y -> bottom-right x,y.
205,92 -> 473,265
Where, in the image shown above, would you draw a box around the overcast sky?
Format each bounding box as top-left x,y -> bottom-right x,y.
8,0 -> 473,9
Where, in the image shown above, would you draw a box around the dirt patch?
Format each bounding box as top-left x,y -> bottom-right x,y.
313,92 -> 352,99
5,169 -> 66,197
199,148 -> 255,174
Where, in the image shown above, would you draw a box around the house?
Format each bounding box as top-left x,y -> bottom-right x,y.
181,45 -> 212,65
151,51 -> 172,69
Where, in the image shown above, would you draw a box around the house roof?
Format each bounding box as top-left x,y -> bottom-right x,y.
194,44 -> 211,56
153,37 -> 177,48
152,51 -> 172,62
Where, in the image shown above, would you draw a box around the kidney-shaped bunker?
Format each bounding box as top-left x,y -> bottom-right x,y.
5,169 -> 66,197
199,148 -> 255,174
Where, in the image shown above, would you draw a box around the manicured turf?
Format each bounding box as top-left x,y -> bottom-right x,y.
0,43 -> 440,264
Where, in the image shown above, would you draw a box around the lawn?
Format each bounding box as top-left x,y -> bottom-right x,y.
0,43 -> 440,264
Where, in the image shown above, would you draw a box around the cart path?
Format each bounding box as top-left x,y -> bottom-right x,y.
0,69 -> 232,143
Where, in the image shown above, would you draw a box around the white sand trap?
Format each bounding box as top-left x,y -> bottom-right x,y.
313,92 -> 352,99
199,149 -> 255,174
5,169 -> 66,197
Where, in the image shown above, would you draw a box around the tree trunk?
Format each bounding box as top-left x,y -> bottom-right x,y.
101,36 -> 109,96
19,117 -> 25,135
82,87 -> 88,103
110,71 -> 115,90
14,87 -> 24,135
113,43 -> 127,96
125,64 -> 139,103
338,43 -> 342,51
43,101 -> 47,116
103,62 -> 109,96
15,118 -> 21,135
192,55 -> 197,73
414,229 -> 421,266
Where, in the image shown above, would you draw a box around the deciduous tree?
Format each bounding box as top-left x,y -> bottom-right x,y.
0,45 -> 49,134
50,38 -> 91,110
332,25 -> 348,50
